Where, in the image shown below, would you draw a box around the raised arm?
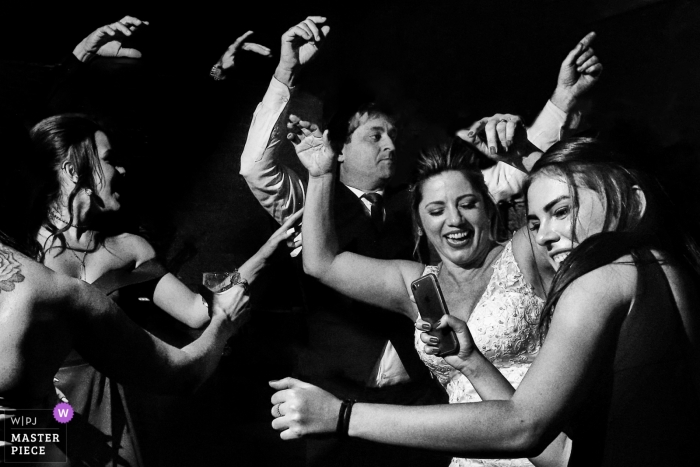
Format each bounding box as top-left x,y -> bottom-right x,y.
293,127 -> 420,317
72,16 -> 149,62
239,16 -> 330,225
270,264 -> 633,459
457,32 -> 603,201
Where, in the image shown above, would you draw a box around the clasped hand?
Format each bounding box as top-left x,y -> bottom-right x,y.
416,315 -> 480,373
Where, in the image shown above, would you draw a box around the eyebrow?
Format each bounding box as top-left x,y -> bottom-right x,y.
424,194 -> 478,208
368,126 -> 387,133
543,195 -> 571,213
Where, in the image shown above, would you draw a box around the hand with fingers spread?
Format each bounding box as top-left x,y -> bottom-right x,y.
457,113 -> 539,167
551,32 -> 603,113
275,16 -> 331,87
287,114 -> 336,177
269,377 -> 340,439
256,208 -> 304,259
416,316 -> 479,374
73,16 -> 149,62
211,31 -> 272,80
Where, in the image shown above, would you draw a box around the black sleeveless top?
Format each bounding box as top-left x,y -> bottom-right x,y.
567,250 -> 700,466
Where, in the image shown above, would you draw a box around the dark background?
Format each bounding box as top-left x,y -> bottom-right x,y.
1,0 -> 699,465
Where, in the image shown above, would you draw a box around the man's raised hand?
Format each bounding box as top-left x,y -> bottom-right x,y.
287,115 -> 336,178
73,16 -> 149,62
275,16 -> 331,87
551,32 -> 603,112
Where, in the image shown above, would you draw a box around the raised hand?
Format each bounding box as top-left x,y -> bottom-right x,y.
286,115 -> 336,177
73,16 -> 149,62
275,16 -> 331,87
270,377 -> 340,439
211,31 -> 272,80
551,32 -> 603,112
457,113 -> 539,166
417,315 -> 479,373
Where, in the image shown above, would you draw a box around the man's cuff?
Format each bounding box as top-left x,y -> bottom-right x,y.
527,100 -> 569,152
261,76 -> 293,109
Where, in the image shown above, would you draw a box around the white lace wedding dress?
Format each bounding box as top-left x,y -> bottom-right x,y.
414,241 -> 543,467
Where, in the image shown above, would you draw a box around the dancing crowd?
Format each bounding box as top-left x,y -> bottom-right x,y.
1,12 -> 699,467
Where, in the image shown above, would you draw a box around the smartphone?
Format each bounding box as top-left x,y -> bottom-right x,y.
410,274 -> 460,357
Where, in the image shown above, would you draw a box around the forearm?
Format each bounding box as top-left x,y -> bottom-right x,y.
458,351 -> 515,401
457,354 -> 569,466
239,250 -> 267,284
347,401 -> 540,457
302,174 -> 339,277
177,314 -> 232,390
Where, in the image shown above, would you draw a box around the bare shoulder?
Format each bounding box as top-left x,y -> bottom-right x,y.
106,233 -> 156,266
0,242 -> 77,305
556,257 -> 637,327
511,228 -> 552,298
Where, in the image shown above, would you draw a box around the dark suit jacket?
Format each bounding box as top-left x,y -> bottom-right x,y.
295,183 -> 450,467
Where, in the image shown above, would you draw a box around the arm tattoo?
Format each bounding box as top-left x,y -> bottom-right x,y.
0,244 -> 25,293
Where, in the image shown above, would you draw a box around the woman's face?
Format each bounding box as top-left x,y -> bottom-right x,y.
92,131 -> 126,212
527,173 -> 606,271
418,171 -> 492,268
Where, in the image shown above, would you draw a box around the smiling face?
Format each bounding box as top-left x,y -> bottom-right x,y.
92,131 -> 126,212
338,113 -> 397,191
527,173 -> 607,270
418,171 -> 493,268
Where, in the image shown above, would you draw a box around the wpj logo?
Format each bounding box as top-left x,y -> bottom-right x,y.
1,403 -> 72,463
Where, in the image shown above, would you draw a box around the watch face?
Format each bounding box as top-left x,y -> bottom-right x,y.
202,270 -> 239,293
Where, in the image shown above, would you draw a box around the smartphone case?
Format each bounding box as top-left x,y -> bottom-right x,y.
411,273 -> 460,357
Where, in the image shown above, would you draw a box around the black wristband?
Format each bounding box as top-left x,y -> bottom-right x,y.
337,399 -> 356,438
336,400 -> 349,436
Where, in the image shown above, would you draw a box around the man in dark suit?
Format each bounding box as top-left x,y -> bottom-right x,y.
239,16 -> 450,467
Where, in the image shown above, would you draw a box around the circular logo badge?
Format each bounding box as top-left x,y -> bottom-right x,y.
53,402 -> 74,424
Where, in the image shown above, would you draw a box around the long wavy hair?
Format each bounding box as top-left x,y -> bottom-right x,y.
525,137 -> 700,336
29,114 -> 108,261
410,137 -> 504,263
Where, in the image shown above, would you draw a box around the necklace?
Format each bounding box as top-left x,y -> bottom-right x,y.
48,209 -> 80,229
66,231 -> 94,281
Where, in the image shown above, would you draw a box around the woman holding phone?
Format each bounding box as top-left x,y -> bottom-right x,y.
287,125 -> 568,467
271,138 -> 700,466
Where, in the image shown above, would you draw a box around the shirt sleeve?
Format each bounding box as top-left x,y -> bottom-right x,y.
526,100 -> 569,152
239,76 -> 306,225
481,163 -> 527,203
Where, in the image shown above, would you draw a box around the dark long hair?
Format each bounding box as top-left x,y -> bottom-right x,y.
525,137 -> 700,336
410,137 -> 504,263
29,114 -> 107,261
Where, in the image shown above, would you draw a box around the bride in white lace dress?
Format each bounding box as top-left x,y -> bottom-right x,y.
299,136 -> 569,467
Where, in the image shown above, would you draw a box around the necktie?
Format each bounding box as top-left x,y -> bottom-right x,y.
363,192 -> 384,231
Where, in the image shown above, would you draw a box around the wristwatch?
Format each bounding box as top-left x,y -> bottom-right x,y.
210,63 -> 226,81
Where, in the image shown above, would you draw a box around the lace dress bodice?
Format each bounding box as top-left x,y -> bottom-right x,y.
413,241 -> 543,467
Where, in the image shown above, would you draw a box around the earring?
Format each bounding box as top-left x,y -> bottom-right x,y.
417,227 -> 423,236
83,188 -> 93,196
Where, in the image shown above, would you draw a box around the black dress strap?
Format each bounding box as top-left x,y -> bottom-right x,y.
91,259 -> 168,297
